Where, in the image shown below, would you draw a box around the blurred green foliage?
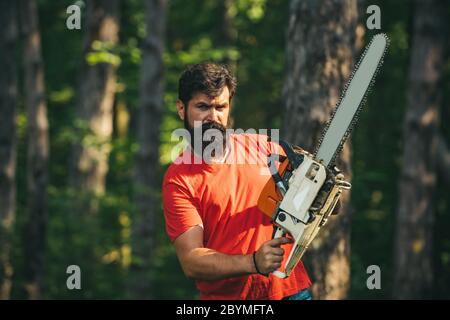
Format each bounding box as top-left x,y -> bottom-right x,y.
9,0 -> 450,299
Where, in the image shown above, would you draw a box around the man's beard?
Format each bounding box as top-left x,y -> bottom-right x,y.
184,112 -> 231,161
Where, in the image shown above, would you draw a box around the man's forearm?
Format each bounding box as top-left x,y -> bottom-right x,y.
184,248 -> 256,281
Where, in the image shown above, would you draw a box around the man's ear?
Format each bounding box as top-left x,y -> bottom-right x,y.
177,99 -> 185,120
176,99 -> 185,121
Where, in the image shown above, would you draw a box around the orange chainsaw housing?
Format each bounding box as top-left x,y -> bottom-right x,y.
257,158 -> 290,219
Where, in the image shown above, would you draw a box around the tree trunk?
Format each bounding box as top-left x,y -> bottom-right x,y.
282,0 -> 358,299
19,0 -> 50,300
220,0 -> 237,66
436,135 -> 450,185
393,0 -> 446,299
0,1 -> 18,300
128,0 -> 166,298
70,0 -> 120,200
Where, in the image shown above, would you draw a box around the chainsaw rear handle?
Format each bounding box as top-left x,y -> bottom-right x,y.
271,226 -> 288,279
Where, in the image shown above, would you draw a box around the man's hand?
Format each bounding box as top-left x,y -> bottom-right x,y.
253,237 -> 292,275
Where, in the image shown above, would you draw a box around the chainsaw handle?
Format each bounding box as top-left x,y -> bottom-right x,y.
271,226 -> 288,279
272,226 -> 285,239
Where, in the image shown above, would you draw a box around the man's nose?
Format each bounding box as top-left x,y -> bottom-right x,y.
206,108 -> 219,122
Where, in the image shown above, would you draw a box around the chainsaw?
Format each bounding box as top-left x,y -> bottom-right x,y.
257,33 -> 389,279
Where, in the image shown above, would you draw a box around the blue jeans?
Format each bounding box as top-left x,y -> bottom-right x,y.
283,288 -> 313,300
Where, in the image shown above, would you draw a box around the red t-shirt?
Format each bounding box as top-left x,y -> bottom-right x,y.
162,133 -> 311,300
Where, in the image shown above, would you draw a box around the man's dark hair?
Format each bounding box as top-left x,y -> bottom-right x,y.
178,62 -> 237,106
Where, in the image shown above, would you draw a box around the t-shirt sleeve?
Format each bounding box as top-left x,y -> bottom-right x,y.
162,181 -> 203,242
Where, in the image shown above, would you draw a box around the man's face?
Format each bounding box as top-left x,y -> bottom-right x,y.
176,86 -> 231,129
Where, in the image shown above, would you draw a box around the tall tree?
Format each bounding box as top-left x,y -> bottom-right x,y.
219,0 -> 237,66
70,0 -> 120,200
0,1 -> 18,300
128,0 -> 166,298
393,0 -> 447,299
437,136 -> 450,185
282,0 -> 359,299
20,0 -> 50,300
